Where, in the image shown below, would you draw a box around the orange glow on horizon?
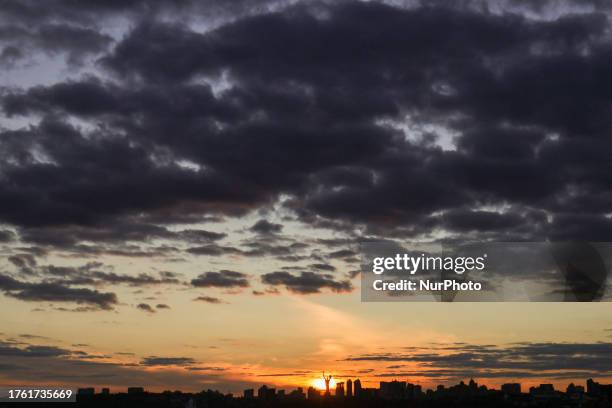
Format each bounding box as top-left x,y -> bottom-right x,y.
312,377 -> 336,391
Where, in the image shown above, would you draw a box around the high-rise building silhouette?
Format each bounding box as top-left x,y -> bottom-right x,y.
354,379 -> 362,397
380,380 -> 406,399
406,383 -> 421,398
257,385 -> 276,399
335,382 -> 344,397
501,383 -> 521,395
469,378 -> 478,393
587,378 -> 600,396
346,379 -> 353,397
566,383 -> 584,396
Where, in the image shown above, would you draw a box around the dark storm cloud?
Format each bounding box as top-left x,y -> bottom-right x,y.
309,263 -> 336,272
2,80 -> 238,121
327,249 -> 357,259
0,0 -> 611,253
0,0 -> 293,65
8,253 -> 37,275
136,303 -> 155,313
241,241 -> 309,257
186,244 -> 241,256
0,116 -> 257,228
11,260 -> 184,288
181,229 -> 226,242
0,45 -> 22,67
186,241 -> 309,260
317,238 -> 354,247
11,216 -> 224,251
441,209 -> 527,232
0,229 -> 15,242
0,342 -> 71,357
250,219 -> 283,234
141,356 -> 196,366
0,0 -> 286,25
191,270 -> 249,288
0,23 -> 112,64
8,254 -> 36,268
261,271 -> 352,294
88,271 -> 181,286
0,0 -> 149,22
251,288 -> 280,296
0,273 -> 117,309
101,4 -> 532,83
193,295 -> 225,304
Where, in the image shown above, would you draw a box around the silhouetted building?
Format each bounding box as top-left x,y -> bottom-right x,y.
289,387 -> 305,400
62,379 -> 612,408
566,383 -> 584,397
335,382 -> 344,397
405,383 -> 421,398
586,378 -> 612,399
501,383 -> 521,395
452,380 -> 470,395
307,387 -> 320,400
346,379 -> 353,397
530,384 -> 555,397
353,379 -> 362,397
257,385 -> 275,399
587,378 -> 599,396
77,388 -> 94,396
380,380 -> 406,399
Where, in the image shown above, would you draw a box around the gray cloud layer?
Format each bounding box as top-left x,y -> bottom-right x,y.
0,0 -> 611,243
346,342 -> 612,379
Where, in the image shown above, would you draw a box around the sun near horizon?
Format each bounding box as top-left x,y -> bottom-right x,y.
312,377 -> 336,391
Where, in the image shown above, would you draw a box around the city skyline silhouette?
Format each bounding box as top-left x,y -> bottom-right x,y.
63,377 -> 612,407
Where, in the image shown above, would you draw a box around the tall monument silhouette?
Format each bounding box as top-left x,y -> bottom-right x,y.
322,371 -> 333,396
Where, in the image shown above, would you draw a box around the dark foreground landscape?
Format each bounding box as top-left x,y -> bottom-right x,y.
2,378 -> 611,408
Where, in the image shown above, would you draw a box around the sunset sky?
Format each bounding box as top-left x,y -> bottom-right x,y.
1,0 -> 612,394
